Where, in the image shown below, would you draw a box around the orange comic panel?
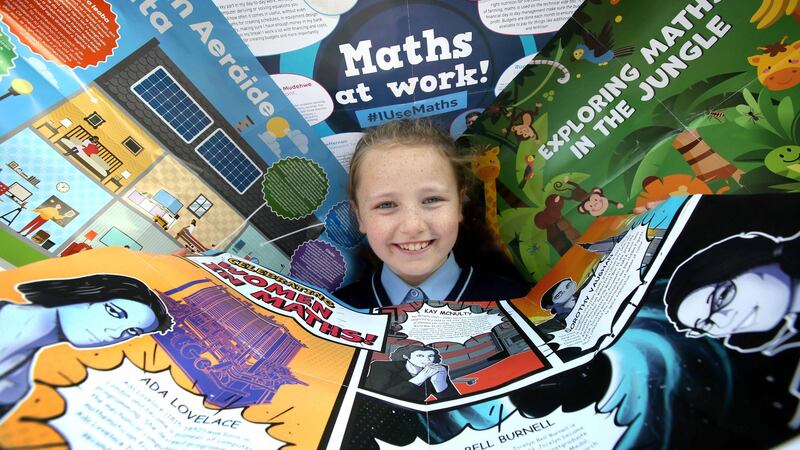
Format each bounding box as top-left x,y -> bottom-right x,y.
511,215 -> 631,322
0,248 -> 356,449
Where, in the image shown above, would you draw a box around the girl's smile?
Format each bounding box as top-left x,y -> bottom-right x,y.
395,240 -> 432,252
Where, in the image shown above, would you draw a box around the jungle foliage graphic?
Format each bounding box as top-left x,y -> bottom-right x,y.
460,0 -> 800,281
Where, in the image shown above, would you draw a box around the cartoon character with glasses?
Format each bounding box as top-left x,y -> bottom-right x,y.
0,274 -> 174,422
664,231 -> 800,356
537,277 -> 580,334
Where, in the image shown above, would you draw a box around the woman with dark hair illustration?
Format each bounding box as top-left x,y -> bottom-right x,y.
664,231 -> 800,356
537,277 -> 579,334
0,274 -> 174,421
365,343 -> 459,402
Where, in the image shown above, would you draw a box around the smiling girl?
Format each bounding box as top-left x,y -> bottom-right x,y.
334,119 -> 530,309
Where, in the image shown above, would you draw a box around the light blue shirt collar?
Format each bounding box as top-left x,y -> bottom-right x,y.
380,253 -> 461,305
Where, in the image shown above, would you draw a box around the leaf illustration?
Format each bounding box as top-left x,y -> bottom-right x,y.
768,182 -> 800,191
498,207 -> 537,244
740,166 -> 796,191
776,96 -> 796,140
686,71 -> 750,113
610,126 -> 675,181
742,88 -> 760,112
756,88 -> 783,138
629,133 -> 687,197
519,221 -> 556,281
735,149 -> 768,163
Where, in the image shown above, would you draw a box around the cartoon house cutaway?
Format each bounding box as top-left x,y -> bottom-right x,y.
24,83 -> 244,256
7,37 -> 322,263
93,38 -> 323,256
0,128 -> 113,253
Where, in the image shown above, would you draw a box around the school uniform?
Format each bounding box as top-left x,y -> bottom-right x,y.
333,253 -> 531,309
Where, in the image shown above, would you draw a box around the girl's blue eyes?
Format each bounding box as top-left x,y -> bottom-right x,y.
374,198 -> 443,209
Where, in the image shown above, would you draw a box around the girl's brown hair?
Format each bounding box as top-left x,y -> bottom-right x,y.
348,119 -> 470,206
347,119 -> 524,282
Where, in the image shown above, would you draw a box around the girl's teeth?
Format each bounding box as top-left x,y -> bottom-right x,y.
400,241 -> 430,251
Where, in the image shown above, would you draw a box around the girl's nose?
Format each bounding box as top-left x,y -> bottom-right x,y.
399,206 -> 426,233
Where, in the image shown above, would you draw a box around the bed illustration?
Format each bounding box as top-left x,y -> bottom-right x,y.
55,126 -> 123,181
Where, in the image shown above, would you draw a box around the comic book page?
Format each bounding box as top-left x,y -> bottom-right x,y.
324,195 -> 702,448
602,193 -> 800,448
0,194 -> 697,449
320,194 -> 800,449
0,248 -> 385,448
461,1 -> 800,281
1,194 -> 799,448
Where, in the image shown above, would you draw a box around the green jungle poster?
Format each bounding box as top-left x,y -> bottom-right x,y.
461,0 -> 800,281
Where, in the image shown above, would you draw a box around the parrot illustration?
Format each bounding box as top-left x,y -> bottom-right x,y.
519,154 -> 535,189
572,21 -> 635,66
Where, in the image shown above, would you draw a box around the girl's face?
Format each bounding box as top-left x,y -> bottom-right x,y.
354,145 -> 462,286
58,298 -> 159,347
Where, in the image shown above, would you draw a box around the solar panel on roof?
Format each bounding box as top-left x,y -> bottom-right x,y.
131,66 -> 213,143
195,129 -> 263,194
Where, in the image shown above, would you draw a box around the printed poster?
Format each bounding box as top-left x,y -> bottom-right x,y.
0,0 -> 367,291
2,192 -> 799,449
214,0 -> 582,170
461,0 -> 800,281
0,248 -> 380,448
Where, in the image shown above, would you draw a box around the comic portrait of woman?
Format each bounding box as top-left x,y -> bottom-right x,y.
664,231 -> 800,355
0,274 -> 174,421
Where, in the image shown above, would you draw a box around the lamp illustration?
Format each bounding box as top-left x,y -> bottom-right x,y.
0,78 -> 34,102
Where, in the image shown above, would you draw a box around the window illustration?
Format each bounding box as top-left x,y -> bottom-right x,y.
122,136 -> 143,155
84,111 -> 105,128
188,194 -> 213,218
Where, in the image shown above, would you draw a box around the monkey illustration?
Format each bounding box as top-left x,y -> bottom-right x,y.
503,103 -> 542,142
465,111 -> 481,127
554,178 -> 623,217
534,194 -> 581,255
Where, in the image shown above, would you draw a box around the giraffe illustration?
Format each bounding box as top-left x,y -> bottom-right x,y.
471,146 -> 513,259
